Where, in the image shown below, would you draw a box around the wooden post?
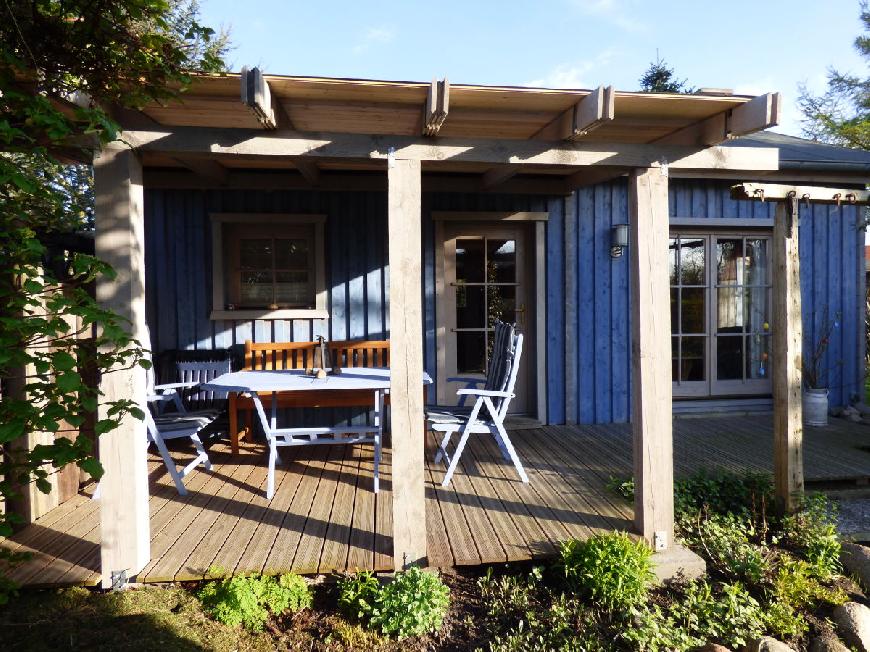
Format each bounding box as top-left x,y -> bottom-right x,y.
772,200 -> 804,512
629,166 -> 674,549
94,144 -> 150,588
387,157 -> 427,569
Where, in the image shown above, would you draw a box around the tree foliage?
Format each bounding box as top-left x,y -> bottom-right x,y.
0,0 -> 228,593
798,2 -> 870,148
639,55 -> 694,94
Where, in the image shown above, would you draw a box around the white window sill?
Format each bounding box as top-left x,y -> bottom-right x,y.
210,309 -> 330,321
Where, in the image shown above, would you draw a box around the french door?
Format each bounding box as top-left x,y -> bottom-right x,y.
671,233 -> 773,398
438,224 -> 531,413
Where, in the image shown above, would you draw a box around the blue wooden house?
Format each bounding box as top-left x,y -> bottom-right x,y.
12,71 -> 869,589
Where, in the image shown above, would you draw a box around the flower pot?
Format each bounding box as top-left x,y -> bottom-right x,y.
804,388 -> 829,426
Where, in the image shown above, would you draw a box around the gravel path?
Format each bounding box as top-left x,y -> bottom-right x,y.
837,497 -> 870,537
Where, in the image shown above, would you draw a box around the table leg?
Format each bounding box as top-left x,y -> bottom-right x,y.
373,389 -> 383,494
229,392 -> 239,455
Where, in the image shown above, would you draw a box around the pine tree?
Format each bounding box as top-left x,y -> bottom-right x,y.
798,2 -> 870,148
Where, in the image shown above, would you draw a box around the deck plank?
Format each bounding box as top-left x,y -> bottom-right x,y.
346,445 -> 376,572
318,444 -> 362,574
262,446 -> 330,576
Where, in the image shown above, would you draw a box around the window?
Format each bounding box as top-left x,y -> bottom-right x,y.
210,214 -> 327,320
670,231 -> 772,398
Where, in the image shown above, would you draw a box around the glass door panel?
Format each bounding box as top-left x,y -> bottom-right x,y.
711,235 -> 772,395
671,235 -> 709,397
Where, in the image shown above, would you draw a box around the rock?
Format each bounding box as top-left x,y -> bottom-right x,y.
693,645 -> 731,652
745,637 -> 793,652
841,542 -> 870,591
831,406 -> 845,417
851,413 -> 864,422
833,602 -> 870,652
809,633 -> 851,652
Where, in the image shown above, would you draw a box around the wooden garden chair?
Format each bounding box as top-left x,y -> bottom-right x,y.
427,320 -> 528,487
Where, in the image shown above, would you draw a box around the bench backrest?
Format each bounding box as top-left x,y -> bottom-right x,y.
243,339 -> 390,371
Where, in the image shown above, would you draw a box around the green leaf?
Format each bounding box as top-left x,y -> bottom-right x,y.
51,351 -> 77,371
78,457 -> 104,480
56,371 -> 82,393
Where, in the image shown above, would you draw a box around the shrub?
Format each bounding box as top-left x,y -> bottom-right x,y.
682,513 -> 771,583
338,567 -> 450,640
674,470 -> 773,523
771,557 -> 847,609
337,570 -> 381,621
781,494 -> 841,580
624,580 -> 767,651
370,566 -> 451,639
197,571 -> 312,631
558,533 -> 654,610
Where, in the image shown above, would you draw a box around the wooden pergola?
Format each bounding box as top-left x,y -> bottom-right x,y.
95,71 -> 784,587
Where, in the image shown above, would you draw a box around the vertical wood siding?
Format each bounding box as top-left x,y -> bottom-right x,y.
144,189 -> 559,416
566,178 -> 865,424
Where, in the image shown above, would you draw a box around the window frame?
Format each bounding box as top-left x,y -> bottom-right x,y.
209,213 -> 328,320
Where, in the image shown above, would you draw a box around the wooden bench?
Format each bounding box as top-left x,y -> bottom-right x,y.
229,339 -> 391,453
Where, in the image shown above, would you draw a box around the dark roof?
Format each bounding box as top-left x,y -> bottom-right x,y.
726,131 -> 870,172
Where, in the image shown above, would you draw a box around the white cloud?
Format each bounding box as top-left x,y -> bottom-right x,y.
568,0 -> 645,33
352,26 -> 395,55
525,50 -> 617,89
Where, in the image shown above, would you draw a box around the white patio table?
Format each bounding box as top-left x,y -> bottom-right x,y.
201,368 -> 432,497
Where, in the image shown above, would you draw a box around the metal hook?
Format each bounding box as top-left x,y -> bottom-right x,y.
753,188 -> 765,203
846,193 -> 857,204
833,192 -> 841,208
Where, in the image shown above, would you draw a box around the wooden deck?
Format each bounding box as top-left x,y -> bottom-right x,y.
3,415 -> 870,588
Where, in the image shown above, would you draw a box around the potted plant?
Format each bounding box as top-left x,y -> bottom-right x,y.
802,312 -> 840,426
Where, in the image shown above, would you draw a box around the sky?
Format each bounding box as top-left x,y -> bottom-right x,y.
199,0 -> 867,137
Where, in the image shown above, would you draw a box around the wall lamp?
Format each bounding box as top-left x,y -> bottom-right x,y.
610,224 -> 629,259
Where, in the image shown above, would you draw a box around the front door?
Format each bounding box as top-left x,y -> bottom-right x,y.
671,232 -> 773,398
437,223 -> 532,413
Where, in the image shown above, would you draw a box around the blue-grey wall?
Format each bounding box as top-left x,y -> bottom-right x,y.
143,188 -> 562,410
144,179 -> 866,426
563,178 -> 866,423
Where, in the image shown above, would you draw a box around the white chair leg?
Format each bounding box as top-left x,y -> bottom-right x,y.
190,434 -> 212,471
266,441 -> 277,500
151,433 -> 188,496
441,427 -> 472,487
434,429 -> 454,464
373,431 -> 381,494
493,418 -> 528,483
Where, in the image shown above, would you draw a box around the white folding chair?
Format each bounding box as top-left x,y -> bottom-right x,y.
428,321 -> 528,487
144,359 -> 229,495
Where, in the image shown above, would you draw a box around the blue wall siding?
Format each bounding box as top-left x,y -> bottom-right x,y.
566,178 -> 865,424
145,189 -> 560,417
144,189 -> 390,356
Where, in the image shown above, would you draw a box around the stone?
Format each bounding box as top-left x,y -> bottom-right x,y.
809,633 -> 851,652
693,645 -> 731,652
745,636 -> 793,652
833,602 -> 870,652
841,542 -> 870,591
651,543 -> 706,583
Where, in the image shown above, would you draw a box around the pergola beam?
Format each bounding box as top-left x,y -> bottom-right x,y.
241,66 -> 279,129
564,165 -> 627,190
174,157 -> 228,185
481,165 -> 519,189
122,127 -> 780,171
656,92 -> 781,146
732,182 -> 870,204
295,159 -> 321,186
532,85 -> 615,141
423,78 -> 449,136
